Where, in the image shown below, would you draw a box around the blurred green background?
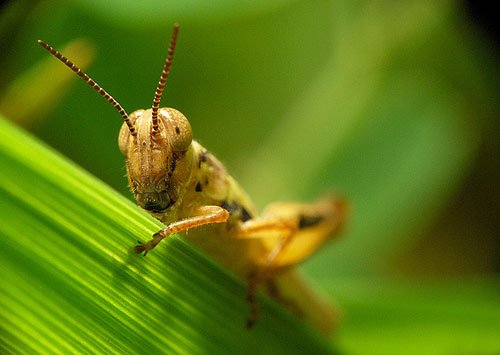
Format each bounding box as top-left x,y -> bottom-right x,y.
1,0 -> 499,353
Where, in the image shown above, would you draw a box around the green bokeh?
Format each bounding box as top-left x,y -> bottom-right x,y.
1,0 -> 499,353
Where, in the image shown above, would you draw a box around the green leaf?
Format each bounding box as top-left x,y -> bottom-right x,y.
0,116 -> 334,354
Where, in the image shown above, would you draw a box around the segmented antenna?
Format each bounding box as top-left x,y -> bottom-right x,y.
151,23 -> 180,133
38,39 -> 137,136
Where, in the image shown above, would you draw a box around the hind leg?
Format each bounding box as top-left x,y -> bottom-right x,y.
232,197 -> 347,328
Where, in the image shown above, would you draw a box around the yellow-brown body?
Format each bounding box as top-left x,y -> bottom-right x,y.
117,107 -> 345,334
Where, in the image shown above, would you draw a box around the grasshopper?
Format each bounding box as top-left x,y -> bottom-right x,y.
38,24 -> 347,334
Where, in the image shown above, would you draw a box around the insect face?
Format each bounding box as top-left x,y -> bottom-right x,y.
118,107 -> 193,213
39,24 -> 184,214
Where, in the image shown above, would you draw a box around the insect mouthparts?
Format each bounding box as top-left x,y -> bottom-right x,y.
140,191 -> 171,213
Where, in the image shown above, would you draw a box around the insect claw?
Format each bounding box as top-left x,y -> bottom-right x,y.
134,242 -> 147,255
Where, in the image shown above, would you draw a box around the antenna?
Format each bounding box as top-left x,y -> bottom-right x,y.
151,23 -> 180,133
38,39 -> 137,136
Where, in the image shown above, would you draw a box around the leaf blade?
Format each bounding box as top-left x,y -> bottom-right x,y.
0,116 -> 334,354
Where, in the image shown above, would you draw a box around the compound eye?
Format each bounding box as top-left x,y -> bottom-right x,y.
118,122 -> 130,156
163,108 -> 192,151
